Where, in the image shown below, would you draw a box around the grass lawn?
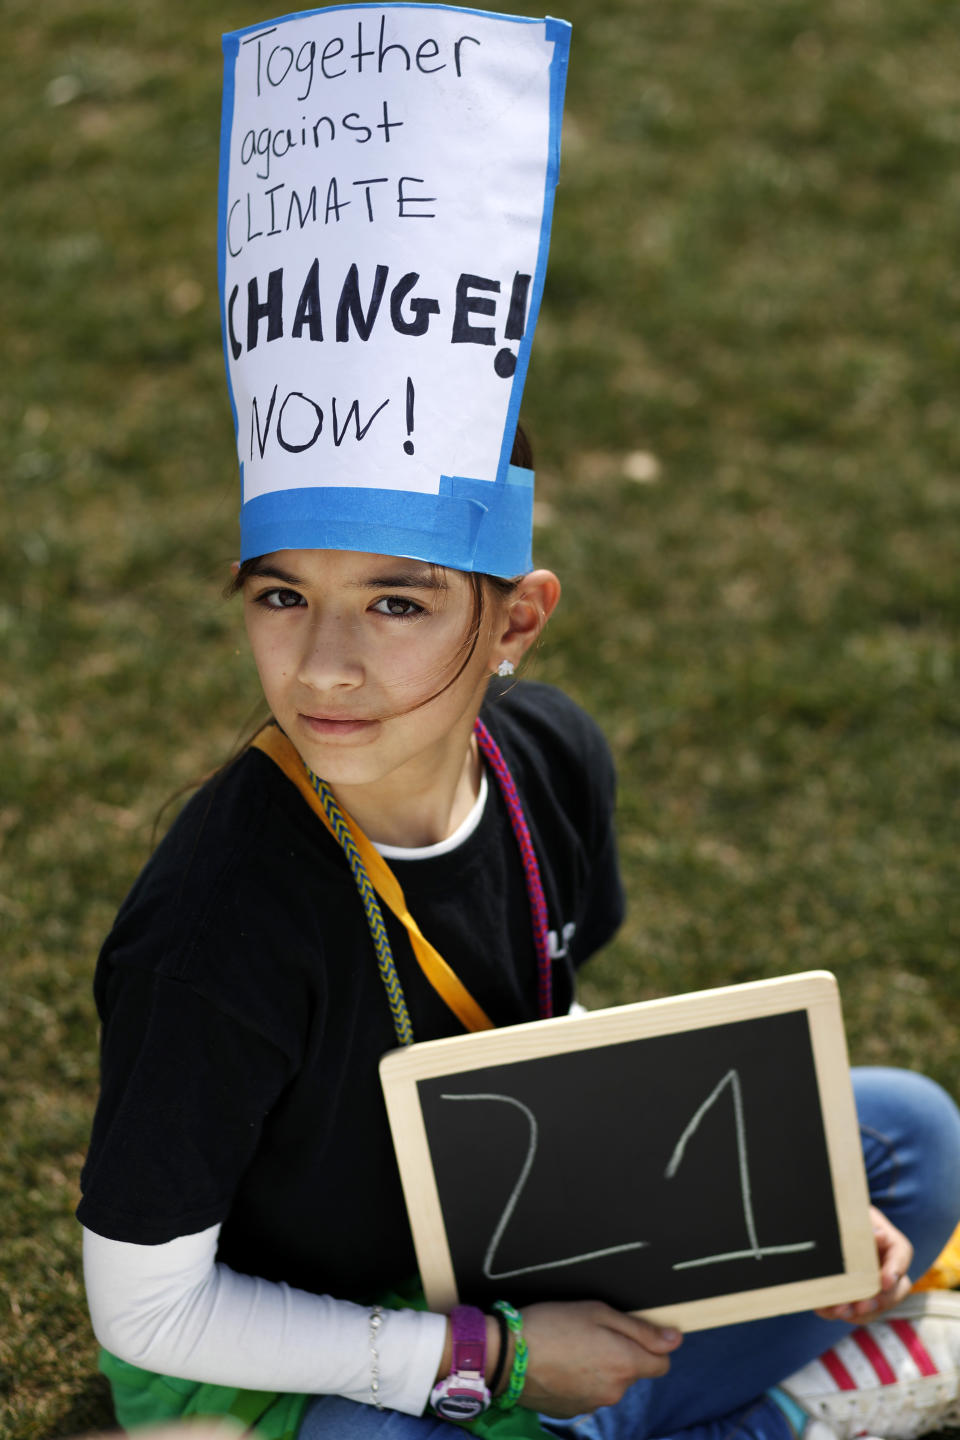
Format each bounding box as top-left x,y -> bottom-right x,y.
2,0 -> 960,1435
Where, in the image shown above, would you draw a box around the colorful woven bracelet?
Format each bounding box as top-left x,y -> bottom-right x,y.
492,1300 -> 528,1411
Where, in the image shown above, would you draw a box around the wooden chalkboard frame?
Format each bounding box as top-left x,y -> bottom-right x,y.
380,971 -> 878,1331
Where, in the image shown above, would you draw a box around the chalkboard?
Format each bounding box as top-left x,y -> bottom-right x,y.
380,972 -> 878,1331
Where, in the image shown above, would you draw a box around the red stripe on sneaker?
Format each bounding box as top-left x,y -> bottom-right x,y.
888,1319 -> 939,1378
853,1328 -> 897,1385
821,1348 -> 857,1390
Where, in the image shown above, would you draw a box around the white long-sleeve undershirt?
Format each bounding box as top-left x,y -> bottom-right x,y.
82,1224 -> 446,1415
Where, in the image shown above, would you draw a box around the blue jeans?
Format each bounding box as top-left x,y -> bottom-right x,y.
300,1069 -> 960,1440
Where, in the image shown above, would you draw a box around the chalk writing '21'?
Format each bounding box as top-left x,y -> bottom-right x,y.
440,1070 -> 815,1281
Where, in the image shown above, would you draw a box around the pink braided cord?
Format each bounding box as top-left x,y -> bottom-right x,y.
474,718 -> 553,1019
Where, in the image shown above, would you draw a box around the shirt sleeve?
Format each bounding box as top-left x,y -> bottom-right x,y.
569,705 -> 625,966
571,812 -> 625,967
78,966 -> 294,1243
82,1224 -> 447,1414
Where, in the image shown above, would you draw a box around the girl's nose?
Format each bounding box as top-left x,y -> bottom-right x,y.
296,617 -> 364,691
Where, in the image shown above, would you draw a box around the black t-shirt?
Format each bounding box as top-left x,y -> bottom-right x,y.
77,681 -> 624,1301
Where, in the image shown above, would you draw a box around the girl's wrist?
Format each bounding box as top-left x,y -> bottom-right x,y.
434,1311 -> 514,1394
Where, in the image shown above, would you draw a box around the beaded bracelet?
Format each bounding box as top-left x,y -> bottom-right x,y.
492,1300 -> 528,1411
368,1305 -> 385,1410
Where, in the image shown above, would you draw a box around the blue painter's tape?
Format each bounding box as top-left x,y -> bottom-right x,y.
241,468 -> 533,576
218,32 -> 241,456
496,16 -> 572,485
438,465 -> 534,574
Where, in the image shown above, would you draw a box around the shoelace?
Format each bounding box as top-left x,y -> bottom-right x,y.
308,717 -> 553,1046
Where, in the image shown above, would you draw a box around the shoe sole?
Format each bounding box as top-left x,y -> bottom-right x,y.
883,1290 -> 960,1324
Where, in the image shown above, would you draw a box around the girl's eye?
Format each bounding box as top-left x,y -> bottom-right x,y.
371,595 -> 425,619
259,588 -> 305,609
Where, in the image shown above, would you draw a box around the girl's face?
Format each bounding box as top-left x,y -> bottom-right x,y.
241,548 -> 502,793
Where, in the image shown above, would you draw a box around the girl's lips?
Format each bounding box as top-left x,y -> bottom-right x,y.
300,713 -> 376,737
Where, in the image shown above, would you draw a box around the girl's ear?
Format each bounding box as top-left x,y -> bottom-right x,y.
491,569 -> 561,672
231,560 -> 241,578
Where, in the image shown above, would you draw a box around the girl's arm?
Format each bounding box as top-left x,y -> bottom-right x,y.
85,1226 -> 686,1417
82,1225 -> 446,1414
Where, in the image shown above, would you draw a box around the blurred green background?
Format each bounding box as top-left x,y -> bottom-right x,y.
3,0 -> 960,1435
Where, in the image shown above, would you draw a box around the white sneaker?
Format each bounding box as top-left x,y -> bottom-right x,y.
780,1291 -> 960,1440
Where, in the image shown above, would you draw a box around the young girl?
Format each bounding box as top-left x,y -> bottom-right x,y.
78,7 -> 960,1440
77,470 -> 960,1440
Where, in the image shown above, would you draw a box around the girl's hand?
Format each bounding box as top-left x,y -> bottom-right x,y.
517,1300 -> 683,1417
815,1205 -> 913,1323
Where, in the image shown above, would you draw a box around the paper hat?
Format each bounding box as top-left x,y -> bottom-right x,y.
219,4 -> 570,577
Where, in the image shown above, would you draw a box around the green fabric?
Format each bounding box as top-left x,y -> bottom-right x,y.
98,1281 -> 551,1439
466,1401 -> 551,1440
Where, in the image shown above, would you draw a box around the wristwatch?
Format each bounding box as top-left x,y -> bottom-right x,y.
429,1304 -> 492,1420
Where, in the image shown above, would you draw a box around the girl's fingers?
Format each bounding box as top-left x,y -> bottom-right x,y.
817,1283 -> 913,1322
814,1209 -> 914,1321
870,1205 -> 913,1292
612,1313 -> 684,1352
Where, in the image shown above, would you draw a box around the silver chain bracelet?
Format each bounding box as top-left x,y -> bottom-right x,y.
368,1304 -> 385,1410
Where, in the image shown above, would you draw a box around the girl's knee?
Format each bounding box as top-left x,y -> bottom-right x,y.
853,1066 -> 960,1231
854,1067 -> 960,1148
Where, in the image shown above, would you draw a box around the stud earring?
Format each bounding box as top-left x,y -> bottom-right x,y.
496,659 -> 516,677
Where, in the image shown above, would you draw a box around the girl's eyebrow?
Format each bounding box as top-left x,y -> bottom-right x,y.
244,562 -> 444,590
244,563 -> 304,585
349,568 -> 444,590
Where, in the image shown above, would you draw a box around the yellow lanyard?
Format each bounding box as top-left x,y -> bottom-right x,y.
251,726 -> 494,1034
